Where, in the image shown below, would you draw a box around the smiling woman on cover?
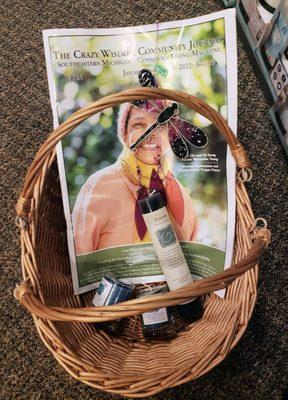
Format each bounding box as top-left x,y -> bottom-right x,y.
72,100 -> 198,255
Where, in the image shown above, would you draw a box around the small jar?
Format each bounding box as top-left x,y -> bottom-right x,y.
92,272 -> 135,306
137,285 -> 176,340
92,273 -> 135,335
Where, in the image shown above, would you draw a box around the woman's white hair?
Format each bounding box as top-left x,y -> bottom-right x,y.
117,103 -> 132,145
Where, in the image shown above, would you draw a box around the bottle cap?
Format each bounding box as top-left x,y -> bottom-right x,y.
138,191 -> 165,214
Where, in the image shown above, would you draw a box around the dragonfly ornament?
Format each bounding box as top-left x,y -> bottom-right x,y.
130,69 -> 208,159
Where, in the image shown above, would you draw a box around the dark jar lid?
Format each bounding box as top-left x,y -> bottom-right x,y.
138,191 -> 165,214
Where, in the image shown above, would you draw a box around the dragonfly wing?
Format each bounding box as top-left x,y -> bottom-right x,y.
170,117 -> 208,148
168,124 -> 190,159
138,69 -> 158,87
130,69 -> 163,110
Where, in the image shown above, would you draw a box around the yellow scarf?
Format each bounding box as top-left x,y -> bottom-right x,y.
116,146 -> 172,243
116,146 -> 170,188
116,146 -> 185,244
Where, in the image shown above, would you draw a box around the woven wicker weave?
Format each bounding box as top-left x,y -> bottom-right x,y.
14,87 -> 270,397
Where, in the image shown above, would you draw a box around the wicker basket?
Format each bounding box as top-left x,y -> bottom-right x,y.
14,87 -> 271,397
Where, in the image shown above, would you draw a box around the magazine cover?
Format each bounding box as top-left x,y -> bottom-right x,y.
43,9 -> 237,294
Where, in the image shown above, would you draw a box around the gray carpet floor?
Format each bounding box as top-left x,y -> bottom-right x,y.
1,0 -> 287,399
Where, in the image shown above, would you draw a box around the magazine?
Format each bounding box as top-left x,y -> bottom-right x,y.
43,9 -> 237,295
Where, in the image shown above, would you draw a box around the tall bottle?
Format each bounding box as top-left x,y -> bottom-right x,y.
138,191 -> 203,322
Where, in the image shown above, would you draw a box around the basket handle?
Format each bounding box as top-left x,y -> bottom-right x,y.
14,87 -> 271,322
16,87 -> 249,217
14,232 -> 270,322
